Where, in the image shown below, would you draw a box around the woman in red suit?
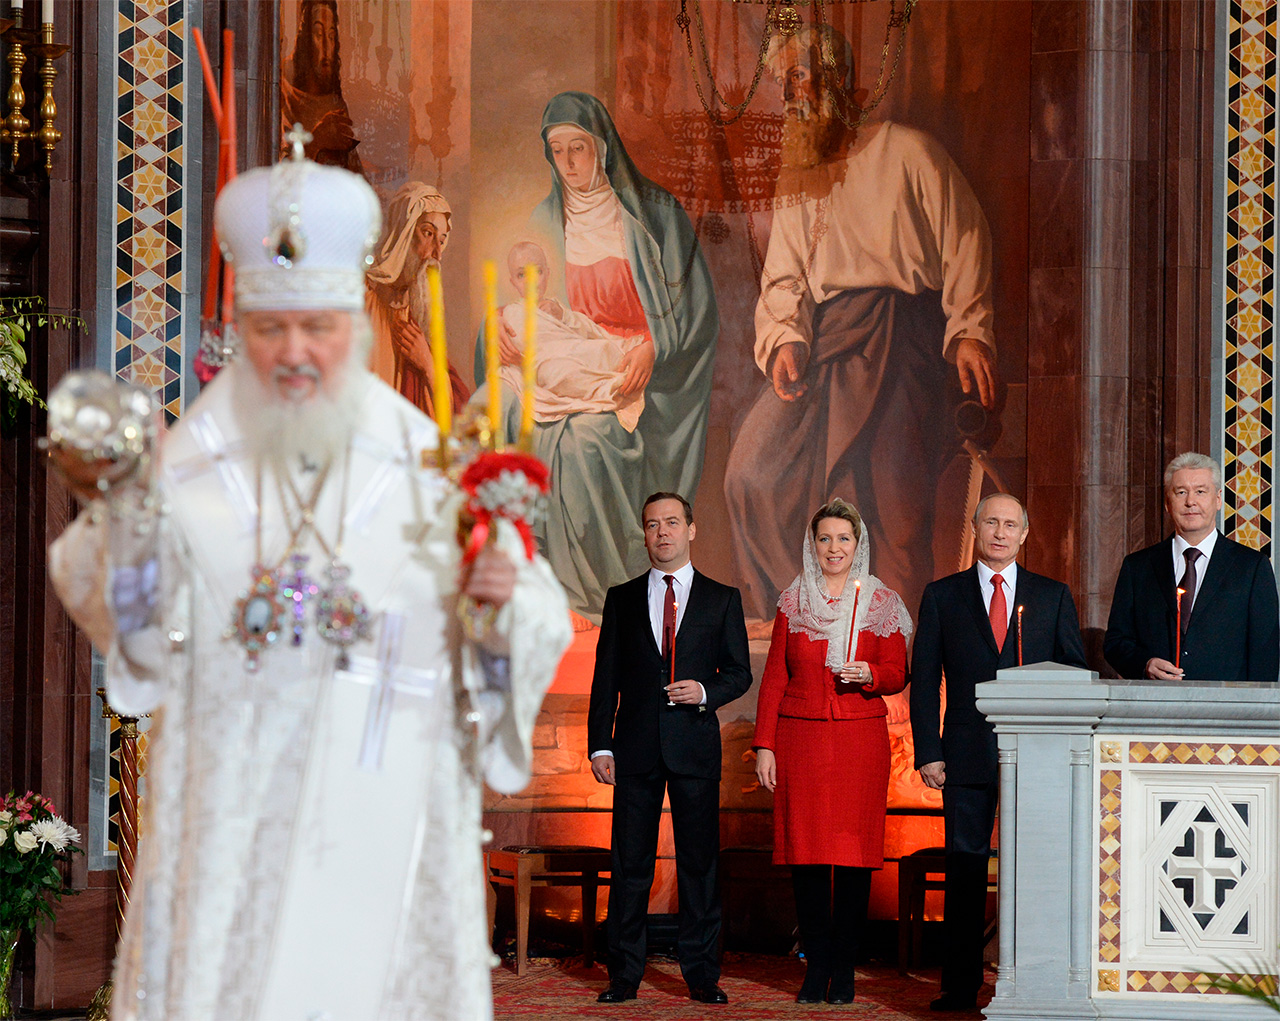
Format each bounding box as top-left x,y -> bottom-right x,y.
753,498 -> 911,1004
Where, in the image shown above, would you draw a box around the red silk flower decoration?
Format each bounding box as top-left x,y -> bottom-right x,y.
457,451 -> 550,564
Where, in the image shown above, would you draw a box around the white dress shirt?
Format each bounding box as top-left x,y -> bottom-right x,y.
976,560 -> 1018,627
1172,530 -> 1217,614
590,561 -> 703,759
647,561 -> 694,646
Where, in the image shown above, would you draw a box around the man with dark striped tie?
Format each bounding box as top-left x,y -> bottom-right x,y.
1105,451 -> 1279,682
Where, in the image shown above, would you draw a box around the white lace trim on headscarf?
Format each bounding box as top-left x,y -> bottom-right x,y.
777,512 -> 913,672
547,123 -> 626,266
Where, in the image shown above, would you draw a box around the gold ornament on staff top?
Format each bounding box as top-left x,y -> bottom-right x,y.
421,262 -> 541,471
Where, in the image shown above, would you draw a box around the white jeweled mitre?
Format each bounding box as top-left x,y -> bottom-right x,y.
214,126 -> 382,312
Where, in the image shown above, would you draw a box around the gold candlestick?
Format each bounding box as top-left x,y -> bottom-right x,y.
2,24 -> 31,165
32,23 -> 67,171
1,20 -> 67,171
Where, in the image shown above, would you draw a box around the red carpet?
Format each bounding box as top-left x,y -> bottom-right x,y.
493,953 -> 991,1019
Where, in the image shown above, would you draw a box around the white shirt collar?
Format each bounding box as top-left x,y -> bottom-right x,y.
1173,529 -> 1218,560
649,561 -> 695,590
976,559 -> 1018,590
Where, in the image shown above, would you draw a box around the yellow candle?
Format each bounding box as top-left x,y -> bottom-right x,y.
520,263 -> 539,448
483,260 -> 502,450
426,265 -> 450,439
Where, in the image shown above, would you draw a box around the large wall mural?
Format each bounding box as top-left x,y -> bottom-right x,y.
277,0 -> 1029,621
273,0 -> 1032,817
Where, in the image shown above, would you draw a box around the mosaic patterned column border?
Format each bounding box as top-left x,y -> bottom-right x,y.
106,0 -> 196,422
1222,0 -> 1276,557
91,0 -> 204,867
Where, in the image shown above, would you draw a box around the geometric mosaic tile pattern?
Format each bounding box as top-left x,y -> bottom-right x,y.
1095,736 -> 1280,998
1224,0 -> 1276,556
114,0 -> 188,423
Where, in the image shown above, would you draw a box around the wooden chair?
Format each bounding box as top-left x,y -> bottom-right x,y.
897,846 -> 998,973
487,844 -> 612,976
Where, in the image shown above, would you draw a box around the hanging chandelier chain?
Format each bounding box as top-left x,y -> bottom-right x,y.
679,0 -> 775,126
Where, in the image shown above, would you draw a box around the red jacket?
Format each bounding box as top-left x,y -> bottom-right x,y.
754,601 -> 907,750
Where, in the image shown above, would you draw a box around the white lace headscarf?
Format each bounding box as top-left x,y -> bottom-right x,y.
778,500 -> 913,671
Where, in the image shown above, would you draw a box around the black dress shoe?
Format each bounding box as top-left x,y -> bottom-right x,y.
597,982 -> 638,1003
826,975 -> 856,1004
688,983 -> 729,1004
930,991 -> 978,1011
795,968 -> 829,1003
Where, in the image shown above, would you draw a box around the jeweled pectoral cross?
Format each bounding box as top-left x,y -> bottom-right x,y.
279,552 -> 318,646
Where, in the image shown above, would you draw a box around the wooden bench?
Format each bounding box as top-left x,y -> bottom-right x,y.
487,844 -> 611,976
897,846 -> 998,973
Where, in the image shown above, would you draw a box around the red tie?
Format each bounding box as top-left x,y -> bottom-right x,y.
989,574 -> 1008,651
663,575 -> 677,659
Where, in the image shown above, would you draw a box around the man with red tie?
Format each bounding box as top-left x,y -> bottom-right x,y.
588,492 -> 752,1005
1104,451 -> 1279,682
909,493 -> 1087,1012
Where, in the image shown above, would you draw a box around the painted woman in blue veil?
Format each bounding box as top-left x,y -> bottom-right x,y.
486,92 -> 718,623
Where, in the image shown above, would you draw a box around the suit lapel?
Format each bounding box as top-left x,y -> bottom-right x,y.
631,573 -> 661,658
962,565 -> 1000,656
1149,537 -> 1178,615
997,569 -> 1038,667
677,570 -> 704,640
1186,533 -> 1228,630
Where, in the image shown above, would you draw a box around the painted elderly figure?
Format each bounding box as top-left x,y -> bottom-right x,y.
46,146 -> 570,1020
724,25 -> 998,625
366,181 -> 471,417
490,91 -> 719,624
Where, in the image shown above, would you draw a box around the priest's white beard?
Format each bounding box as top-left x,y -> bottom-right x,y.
230,341 -> 370,472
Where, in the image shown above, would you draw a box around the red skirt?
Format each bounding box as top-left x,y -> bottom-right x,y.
771,714 -> 891,867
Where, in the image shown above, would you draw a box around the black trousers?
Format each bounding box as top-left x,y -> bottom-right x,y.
940,780 -> 998,995
605,764 -> 721,989
791,864 -> 872,983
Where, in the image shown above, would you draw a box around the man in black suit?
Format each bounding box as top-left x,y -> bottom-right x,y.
1105,451 -> 1279,682
588,492 -> 752,1005
910,493 -> 1087,1012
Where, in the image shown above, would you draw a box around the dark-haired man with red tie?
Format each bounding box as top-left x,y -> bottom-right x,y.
588,492 -> 752,1006
910,493 -> 1087,1012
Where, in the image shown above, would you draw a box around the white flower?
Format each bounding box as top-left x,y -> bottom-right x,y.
13,830 -> 38,854
0,828 -> 6,846
0,810 -> 11,824
30,816 -> 80,852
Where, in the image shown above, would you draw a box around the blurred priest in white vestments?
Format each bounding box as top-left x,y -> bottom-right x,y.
46,139 -> 571,1020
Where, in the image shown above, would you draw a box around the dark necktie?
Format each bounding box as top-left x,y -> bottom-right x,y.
989,574 -> 1008,651
1180,548 -> 1202,635
662,574 -> 677,658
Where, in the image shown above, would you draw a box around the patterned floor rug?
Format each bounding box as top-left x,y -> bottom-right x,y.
493,953 -> 992,1020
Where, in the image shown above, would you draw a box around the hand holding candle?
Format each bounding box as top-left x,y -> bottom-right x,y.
519,263 -> 538,449
1016,604 -> 1024,665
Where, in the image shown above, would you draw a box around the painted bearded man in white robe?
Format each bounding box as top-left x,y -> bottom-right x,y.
724,25 -> 998,625
47,148 -> 570,1020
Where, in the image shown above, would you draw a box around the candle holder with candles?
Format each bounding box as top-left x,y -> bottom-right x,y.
420,260 -> 552,586
1,5 -> 69,173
